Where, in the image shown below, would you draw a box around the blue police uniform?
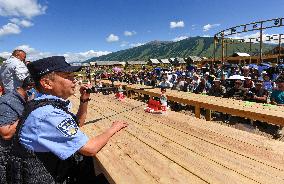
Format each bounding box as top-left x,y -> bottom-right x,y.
19,94 -> 89,160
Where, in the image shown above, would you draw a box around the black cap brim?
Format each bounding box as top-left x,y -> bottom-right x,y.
56,65 -> 82,73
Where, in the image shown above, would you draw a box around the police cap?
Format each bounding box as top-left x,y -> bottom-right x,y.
27,56 -> 82,80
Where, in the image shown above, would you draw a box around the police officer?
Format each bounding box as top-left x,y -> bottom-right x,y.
10,56 -> 128,184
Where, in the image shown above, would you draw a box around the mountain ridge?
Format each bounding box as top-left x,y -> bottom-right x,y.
86,36 -> 275,62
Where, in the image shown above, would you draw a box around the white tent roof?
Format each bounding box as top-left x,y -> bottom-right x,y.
149,59 -> 160,64
233,52 -> 250,57
160,59 -> 170,64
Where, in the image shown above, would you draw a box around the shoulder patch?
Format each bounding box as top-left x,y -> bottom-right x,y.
57,118 -> 79,137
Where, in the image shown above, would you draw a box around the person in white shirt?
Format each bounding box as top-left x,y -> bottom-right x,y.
0,50 -> 29,94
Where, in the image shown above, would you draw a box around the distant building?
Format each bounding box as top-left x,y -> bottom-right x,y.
187,56 -> 202,64
171,57 -> 186,66
95,61 -> 125,67
231,52 -> 250,57
127,60 -> 147,66
160,59 -> 171,66
149,59 -> 160,65
271,46 -> 284,54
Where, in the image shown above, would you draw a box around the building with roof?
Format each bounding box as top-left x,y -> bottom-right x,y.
160,59 -> 171,64
95,61 -> 125,66
187,56 -> 202,64
232,52 -> 250,57
149,59 -> 160,65
127,60 -> 147,66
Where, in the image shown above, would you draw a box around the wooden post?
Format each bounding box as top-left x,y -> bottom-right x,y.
205,109 -> 212,121
195,105 -> 201,119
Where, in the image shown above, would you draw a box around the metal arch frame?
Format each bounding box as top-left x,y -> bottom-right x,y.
213,18 -> 284,63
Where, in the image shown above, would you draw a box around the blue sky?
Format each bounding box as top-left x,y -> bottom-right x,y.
0,0 -> 284,62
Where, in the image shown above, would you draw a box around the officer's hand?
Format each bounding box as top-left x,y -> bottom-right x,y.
79,84 -> 91,100
110,121 -> 128,133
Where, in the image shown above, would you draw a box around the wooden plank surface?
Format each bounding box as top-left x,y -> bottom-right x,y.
70,92 -> 284,184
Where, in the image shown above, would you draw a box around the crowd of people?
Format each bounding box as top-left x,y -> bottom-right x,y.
95,63 -> 284,105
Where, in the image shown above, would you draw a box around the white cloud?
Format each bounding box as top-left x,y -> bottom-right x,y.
170,21 -> 184,29
203,23 -> 220,32
173,36 -> 188,42
0,51 -> 10,59
124,30 -> 136,36
129,42 -> 145,47
120,41 -> 129,47
0,45 -> 111,63
63,50 -> 111,62
106,34 -> 119,42
0,23 -> 21,36
10,18 -> 33,27
0,0 -> 47,19
202,35 -> 211,37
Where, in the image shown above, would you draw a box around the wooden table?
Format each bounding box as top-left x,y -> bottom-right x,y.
70,93 -> 284,184
101,80 -> 284,126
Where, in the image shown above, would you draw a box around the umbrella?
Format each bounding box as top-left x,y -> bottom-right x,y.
277,63 -> 284,68
248,64 -> 258,69
228,75 -> 245,80
259,62 -> 271,67
258,65 -> 270,73
112,67 -> 123,73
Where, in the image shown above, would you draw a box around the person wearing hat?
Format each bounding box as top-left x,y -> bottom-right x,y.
0,76 -> 35,183
245,79 -> 268,103
10,56 -> 128,183
208,78 -> 226,97
243,77 -> 254,90
224,80 -> 246,100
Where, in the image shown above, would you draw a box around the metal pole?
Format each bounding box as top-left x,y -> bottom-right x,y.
259,22 -> 263,64
213,36 -> 217,64
278,34 -> 282,64
221,33 -> 224,63
225,41 -> 228,61
249,38 -> 253,64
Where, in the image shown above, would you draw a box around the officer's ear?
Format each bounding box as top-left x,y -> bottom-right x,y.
39,73 -> 55,90
39,78 -> 53,90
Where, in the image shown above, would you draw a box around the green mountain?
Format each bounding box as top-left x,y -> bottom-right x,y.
87,36 -> 275,62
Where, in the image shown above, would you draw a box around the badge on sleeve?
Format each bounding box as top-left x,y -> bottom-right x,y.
57,118 -> 79,137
